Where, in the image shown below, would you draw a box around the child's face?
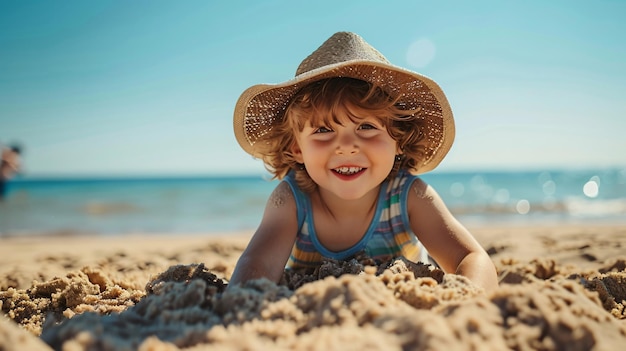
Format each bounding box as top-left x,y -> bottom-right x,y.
291,113 -> 399,200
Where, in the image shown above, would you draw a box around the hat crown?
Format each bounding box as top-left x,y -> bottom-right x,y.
295,32 -> 390,76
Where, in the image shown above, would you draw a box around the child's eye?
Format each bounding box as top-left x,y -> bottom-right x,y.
314,126 -> 333,133
358,123 -> 378,130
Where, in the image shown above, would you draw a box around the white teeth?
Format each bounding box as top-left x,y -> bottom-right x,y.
334,167 -> 363,175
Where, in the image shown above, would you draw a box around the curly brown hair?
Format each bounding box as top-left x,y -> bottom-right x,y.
254,77 -> 428,193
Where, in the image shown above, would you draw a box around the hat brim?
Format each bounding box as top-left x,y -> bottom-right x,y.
234,60 -> 455,174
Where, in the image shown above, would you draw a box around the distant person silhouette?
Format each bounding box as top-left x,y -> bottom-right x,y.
0,143 -> 22,200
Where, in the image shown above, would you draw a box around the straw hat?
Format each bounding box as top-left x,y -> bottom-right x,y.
233,31 -> 454,174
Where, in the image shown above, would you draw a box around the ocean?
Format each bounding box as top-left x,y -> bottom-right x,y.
1,168 -> 625,236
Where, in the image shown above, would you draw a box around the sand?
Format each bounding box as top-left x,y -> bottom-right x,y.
1,224 -> 626,350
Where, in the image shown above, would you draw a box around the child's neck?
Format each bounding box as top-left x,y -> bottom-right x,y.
310,185 -> 381,252
314,185 -> 380,219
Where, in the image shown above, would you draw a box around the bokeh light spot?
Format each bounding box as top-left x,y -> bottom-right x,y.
516,199 -> 530,214
583,180 -> 599,198
450,182 -> 465,197
494,188 -> 510,203
542,180 -> 556,196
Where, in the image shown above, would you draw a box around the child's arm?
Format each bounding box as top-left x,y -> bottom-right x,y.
228,181 -> 299,287
407,178 -> 499,293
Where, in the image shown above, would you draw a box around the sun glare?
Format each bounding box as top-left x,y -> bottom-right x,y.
406,38 -> 436,68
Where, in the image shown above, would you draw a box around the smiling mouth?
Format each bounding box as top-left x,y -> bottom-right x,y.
333,166 -> 364,175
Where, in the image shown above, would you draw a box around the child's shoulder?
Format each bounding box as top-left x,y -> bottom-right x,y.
268,180 -> 296,207
390,169 -> 425,189
391,169 -> 430,199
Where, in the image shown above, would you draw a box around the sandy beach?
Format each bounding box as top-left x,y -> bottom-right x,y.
1,224 -> 626,350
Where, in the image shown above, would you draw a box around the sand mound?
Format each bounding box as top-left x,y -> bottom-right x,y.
1,253 -> 625,351
2,227 -> 626,351
0,315 -> 51,351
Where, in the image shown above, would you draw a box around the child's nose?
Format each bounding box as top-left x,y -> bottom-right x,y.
335,132 -> 359,155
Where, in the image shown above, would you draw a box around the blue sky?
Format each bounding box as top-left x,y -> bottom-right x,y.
1,0 -> 625,177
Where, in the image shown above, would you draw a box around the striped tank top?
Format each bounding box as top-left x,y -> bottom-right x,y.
284,169 -> 429,268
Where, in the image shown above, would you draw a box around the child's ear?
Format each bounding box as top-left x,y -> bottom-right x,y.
291,143 -> 304,163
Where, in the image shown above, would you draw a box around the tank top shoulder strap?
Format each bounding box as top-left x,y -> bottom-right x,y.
283,172 -> 307,231
396,170 -> 421,228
